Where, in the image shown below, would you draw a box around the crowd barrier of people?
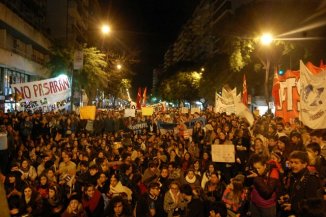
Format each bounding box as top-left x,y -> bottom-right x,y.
0,109 -> 325,217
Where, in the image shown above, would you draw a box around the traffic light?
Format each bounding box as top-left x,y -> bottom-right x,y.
278,69 -> 285,76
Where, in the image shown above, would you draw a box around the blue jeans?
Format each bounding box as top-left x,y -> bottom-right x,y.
250,202 -> 276,217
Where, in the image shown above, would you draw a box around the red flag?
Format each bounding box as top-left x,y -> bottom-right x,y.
272,70 -> 280,107
136,87 -> 142,109
242,74 -> 248,106
142,87 -> 147,106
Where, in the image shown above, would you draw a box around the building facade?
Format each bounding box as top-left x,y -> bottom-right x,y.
0,2 -> 51,112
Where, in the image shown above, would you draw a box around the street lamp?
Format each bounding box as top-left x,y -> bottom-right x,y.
260,33 -> 273,45
260,33 -> 274,110
117,64 -> 122,70
101,24 -> 111,35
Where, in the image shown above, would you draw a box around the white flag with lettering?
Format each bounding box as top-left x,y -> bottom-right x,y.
299,60 -> 326,129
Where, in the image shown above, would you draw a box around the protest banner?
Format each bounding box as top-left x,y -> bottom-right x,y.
129,121 -> 148,134
273,69 -> 300,124
11,75 -> 71,113
142,107 -> 154,116
299,61 -> 326,129
124,108 -> 136,117
211,144 -> 235,163
80,106 -> 96,120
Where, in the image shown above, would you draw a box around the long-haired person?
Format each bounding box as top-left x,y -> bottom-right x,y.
105,196 -> 132,217
61,195 -> 87,217
44,184 -> 64,217
19,185 -> 44,217
82,183 -> 105,217
164,181 -> 187,217
222,174 -> 249,216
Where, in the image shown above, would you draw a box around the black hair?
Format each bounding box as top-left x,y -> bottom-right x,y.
306,142 -> 321,155
208,201 -> 227,217
289,151 -> 309,164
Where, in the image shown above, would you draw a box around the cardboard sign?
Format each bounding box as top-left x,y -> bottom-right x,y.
141,107 -> 154,116
190,107 -> 200,114
80,106 -> 96,120
124,108 -> 136,117
181,107 -> 189,114
211,144 -> 235,163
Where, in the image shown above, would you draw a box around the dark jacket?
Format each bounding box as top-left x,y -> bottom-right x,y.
288,168 -> 323,214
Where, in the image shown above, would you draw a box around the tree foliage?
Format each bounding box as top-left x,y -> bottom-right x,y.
47,44 -> 137,104
159,71 -> 201,104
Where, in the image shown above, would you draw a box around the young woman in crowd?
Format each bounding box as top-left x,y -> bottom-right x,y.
108,174 -> 133,202
105,195 -> 133,217
5,172 -> 23,217
163,181 -> 187,217
36,174 -> 50,199
44,184 -> 64,217
61,195 -> 87,217
82,183 -> 105,217
20,158 -> 38,184
222,174 -> 248,216
19,185 -> 44,217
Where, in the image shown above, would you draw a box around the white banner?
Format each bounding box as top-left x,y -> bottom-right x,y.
299,61 -> 326,129
11,75 -> 71,113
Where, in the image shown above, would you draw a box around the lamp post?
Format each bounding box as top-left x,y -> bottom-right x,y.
101,24 -> 111,50
260,33 -> 274,110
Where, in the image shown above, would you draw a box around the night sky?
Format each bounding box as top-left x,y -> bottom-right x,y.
99,0 -> 198,97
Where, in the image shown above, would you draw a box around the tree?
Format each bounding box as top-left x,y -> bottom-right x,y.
158,71 -> 201,105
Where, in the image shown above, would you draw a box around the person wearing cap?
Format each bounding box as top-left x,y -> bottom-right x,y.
61,194 -> 87,217
180,184 -> 204,217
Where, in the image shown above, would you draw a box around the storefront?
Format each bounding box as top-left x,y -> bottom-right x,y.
0,66 -> 32,112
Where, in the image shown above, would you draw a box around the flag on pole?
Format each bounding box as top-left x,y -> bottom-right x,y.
142,87 -> 147,106
136,87 -> 142,110
272,70 -> 281,107
299,60 -> 326,129
242,74 -> 248,106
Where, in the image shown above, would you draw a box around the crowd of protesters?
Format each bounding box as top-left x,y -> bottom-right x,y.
0,108 -> 325,217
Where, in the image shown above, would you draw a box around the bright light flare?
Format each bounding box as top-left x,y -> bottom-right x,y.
117,64 -> 122,70
260,33 -> 273,45
101,25 -> 111,34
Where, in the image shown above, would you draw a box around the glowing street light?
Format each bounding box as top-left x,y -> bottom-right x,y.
101,24 -> 111,35
117,64 -> 122,70
260,33 -> 273,45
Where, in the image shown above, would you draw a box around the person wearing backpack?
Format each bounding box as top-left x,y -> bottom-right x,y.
247,154 -> 280,217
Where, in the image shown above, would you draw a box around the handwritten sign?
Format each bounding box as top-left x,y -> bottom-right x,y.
80,106 -> 96,120
124,108 -> 136,117
11,75 -> 71,112
211,144 -> 235,163
142,107 -> 154,116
